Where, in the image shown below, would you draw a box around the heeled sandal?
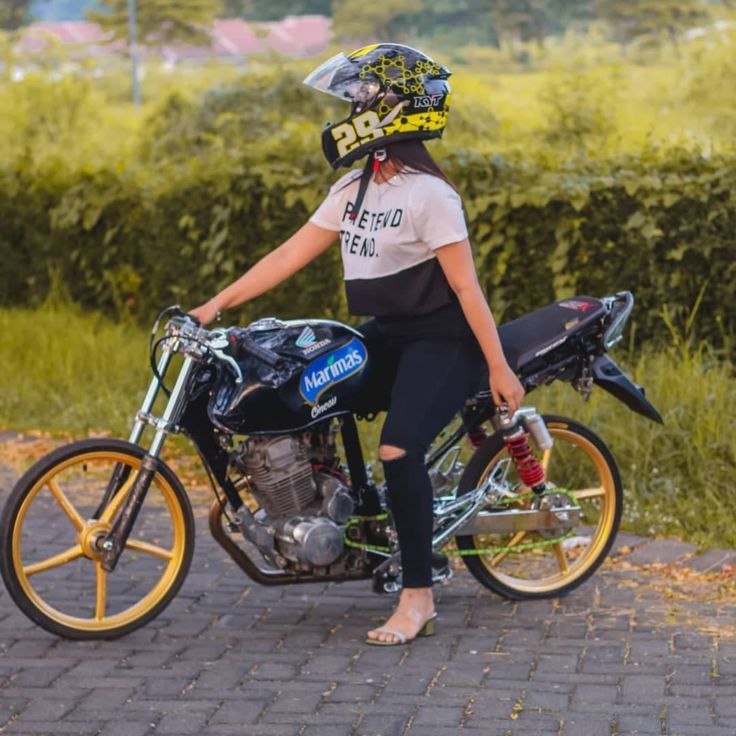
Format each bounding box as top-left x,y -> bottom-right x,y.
365,612 -> 438,647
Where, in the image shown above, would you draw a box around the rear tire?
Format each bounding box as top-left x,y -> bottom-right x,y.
454,416 -> 622,600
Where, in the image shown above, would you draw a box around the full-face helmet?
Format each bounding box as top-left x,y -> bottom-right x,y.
304,43 -> 452,169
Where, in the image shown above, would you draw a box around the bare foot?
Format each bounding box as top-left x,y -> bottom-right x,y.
366,587 -> 435,644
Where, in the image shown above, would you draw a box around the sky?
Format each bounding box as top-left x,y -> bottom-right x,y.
29,0 -> 103,22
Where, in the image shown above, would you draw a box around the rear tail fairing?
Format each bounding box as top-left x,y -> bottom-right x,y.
591,292 -> 663,423
591,354 -> 663,424
496,293 -> 663,425
499,298 -> 608,394
498,297 -> 607,374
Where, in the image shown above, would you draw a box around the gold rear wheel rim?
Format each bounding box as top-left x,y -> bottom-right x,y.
473,424 -> 617,594
11,450 -> 188,632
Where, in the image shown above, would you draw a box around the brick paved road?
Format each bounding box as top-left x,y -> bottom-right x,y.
0,465 -> 734,736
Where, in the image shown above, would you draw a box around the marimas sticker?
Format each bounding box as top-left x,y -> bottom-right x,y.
300,338 -> 367,405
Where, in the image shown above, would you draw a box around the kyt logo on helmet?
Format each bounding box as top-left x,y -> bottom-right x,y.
303,43 -> 452,170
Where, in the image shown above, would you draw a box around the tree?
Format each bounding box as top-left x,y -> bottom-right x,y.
491,0 -> 549,45
88,0 -> 223,46
489,0 -> 595,45
0,0 -> 30,30
331,0 -> 422,41
546,0 -> 595,32
596,0 -> 710,44
222,0 -> 330,19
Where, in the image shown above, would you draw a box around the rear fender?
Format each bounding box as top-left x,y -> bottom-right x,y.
591,355 -> 664,424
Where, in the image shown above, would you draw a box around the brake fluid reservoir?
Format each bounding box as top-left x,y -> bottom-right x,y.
521,412 -> 554,451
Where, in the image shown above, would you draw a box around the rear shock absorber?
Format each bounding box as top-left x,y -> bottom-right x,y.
467,428 -> 488,449
504,427 -> 546,493
491,408 -> 549,494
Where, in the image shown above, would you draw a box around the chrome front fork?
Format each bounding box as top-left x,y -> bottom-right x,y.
128,348 -> 171,446
129,348 -> 197,457
101,349 -> 197,571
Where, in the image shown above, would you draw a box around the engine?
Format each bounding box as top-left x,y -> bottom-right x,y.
236,434 -> 315,519
231,426 -> 354,569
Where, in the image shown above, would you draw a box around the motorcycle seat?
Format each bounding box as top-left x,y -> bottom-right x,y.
498,296 -> 607,372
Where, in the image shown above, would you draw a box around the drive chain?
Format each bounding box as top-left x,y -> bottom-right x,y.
344,489 -> 578,557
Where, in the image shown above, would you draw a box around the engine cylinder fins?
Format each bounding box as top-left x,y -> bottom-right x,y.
236,435 -> 317,518
231,432 -> 349,568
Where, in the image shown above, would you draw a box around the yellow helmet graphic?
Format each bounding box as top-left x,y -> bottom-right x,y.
304,43 -> 452,169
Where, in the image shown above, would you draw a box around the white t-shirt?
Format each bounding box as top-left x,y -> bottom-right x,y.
309,169 -> 468,317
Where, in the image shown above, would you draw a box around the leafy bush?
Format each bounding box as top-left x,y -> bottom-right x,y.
140,65 -> 339,165
0,71 -> 101,165
1,141 -> 732,346
456,149 -> 735,344
1,45 -> 734,345
540,64 -> 620,151
680,23 -> 736,143
535,330 -> 736,549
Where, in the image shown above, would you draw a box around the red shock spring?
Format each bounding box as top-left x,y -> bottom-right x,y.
504,430 -> 546,490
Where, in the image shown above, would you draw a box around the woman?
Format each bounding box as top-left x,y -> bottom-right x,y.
190,44 -> 524,646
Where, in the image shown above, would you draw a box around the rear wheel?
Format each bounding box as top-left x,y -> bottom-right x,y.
0,438 -> 194,639
454,416 -> 622,600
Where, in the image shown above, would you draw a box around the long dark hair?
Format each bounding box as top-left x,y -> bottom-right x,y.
335,139 -> 457,209
385,139 -> 458,191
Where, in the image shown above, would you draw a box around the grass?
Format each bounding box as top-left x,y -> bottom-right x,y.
1,304 -> 734,548
533,343 -> 736,549
0,303 -> 150,438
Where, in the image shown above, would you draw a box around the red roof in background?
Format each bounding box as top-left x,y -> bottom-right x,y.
212,18 -> 269,56
25,20 -> 108,44
265,15 -> 333,56
16,16 -> 332,61
19,20 -> 119,55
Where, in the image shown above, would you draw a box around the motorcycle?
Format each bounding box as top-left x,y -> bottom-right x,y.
0,291 -> 662,639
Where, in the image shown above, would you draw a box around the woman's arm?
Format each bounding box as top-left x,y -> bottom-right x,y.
435,239 -> 525,414
189,221 -> 338,324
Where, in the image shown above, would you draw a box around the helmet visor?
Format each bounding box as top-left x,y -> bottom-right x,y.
303,53 -> 381,106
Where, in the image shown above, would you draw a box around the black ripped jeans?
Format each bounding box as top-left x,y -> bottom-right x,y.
359,308 -> 485,588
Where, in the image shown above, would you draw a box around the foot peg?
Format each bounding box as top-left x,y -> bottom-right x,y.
372,552 -> 452,594
431,552 -> 452,584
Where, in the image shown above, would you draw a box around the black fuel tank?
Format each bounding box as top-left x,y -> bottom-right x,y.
208,318 -> 370,434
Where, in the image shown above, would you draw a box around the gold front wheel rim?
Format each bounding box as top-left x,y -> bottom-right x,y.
11,450 -> 188,633
473,425 -> 618,594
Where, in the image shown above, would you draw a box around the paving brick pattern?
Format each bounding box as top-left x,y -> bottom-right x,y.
0,465 -> 735,736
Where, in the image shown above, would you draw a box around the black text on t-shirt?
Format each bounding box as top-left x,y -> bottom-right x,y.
340,200 -> 404,259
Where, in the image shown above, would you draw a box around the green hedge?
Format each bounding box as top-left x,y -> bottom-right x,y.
1,148 -> 733,344
457,150 -> 735,344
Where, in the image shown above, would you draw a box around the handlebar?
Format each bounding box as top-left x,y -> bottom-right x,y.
236,333 -> 284,369
156,308 -> 284,384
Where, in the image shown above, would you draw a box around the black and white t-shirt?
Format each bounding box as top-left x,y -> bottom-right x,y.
309,170 -> 469,317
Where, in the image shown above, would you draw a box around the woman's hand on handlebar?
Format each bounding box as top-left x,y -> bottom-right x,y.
188,299 -> 221,326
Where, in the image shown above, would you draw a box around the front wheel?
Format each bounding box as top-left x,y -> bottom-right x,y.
454,416 -> 622,600
0,438 -> 195,639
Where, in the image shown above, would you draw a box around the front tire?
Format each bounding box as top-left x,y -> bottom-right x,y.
454,416 -> 622,600
0,438 -> 195,639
